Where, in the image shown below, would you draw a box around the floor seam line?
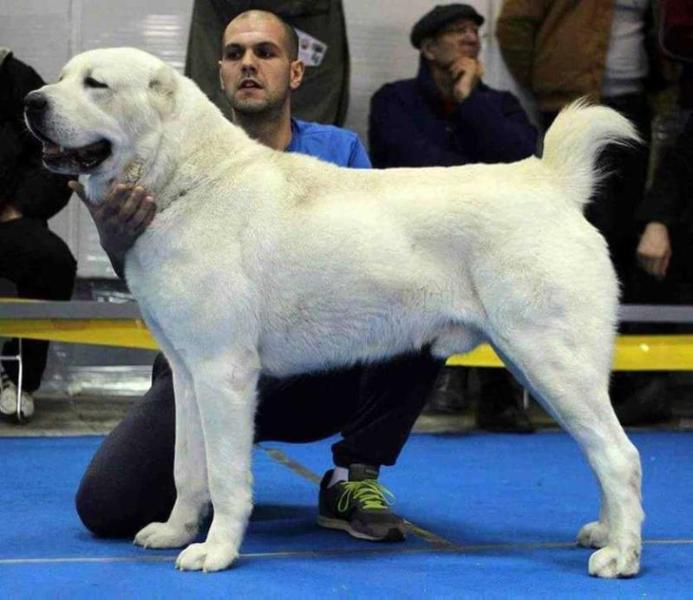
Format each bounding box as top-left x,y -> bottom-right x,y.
2,538 -> 691,565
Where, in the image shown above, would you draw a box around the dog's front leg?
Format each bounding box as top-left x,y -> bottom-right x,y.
135,354 -> 210,549
175,349 -> 260,572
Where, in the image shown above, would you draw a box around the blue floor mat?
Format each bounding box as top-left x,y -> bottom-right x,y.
1,432 -> 691,598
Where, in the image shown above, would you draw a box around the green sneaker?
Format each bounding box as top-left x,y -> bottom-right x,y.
317,464 -> 406,542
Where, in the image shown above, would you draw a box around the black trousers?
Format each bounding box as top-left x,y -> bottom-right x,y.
0,218 -> 76,391
76,350 -> 440,537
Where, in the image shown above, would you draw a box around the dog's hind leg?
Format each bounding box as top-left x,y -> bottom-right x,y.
174,346 -> 260,572
134,346 -> 210,550
488,325 -> 643,578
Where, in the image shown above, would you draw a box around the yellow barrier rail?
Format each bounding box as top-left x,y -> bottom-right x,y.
1,318 -> 693,371
0,318 -> 157,350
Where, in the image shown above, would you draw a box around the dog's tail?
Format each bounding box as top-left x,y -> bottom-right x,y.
541,99 -> 640,209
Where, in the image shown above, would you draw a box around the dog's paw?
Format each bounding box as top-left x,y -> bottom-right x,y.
588,546 -> 641,578
175,541 -> 239,572
577,521 -> 609,548
134,521 -> 197,549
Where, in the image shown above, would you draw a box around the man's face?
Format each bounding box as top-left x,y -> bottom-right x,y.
425,18 -> 481,67
219,15 -> 303,116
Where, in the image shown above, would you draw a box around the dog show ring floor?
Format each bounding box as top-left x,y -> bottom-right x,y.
1,428 -> 692,598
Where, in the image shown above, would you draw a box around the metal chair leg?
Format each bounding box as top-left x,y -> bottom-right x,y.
16,338 -> 24,421
0,337 -> 24,421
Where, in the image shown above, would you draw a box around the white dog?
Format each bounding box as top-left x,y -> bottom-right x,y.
25,48 -> 643,577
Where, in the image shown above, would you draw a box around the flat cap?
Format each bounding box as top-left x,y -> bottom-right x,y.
410,3 -> 484,48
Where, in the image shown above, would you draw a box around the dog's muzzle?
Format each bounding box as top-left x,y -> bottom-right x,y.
23,91 -> 113,174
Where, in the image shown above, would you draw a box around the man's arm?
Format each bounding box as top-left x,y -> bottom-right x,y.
635,114 -> 693,279
636,115 -> 693,229
70,182 -> 157,278
347,137 -> 372,169
496,0 -> 547,89
369,85 -> 478,168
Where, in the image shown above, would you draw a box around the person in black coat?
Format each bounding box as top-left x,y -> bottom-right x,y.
636,111 -> 693,284
0,49 -> 76,422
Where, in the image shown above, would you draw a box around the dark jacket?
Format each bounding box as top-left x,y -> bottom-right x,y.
637,112 -> 693,232
368,59 -> 537,168
0,49 -> 72,220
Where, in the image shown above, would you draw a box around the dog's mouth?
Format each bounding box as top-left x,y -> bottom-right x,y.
34,128 -> 112,173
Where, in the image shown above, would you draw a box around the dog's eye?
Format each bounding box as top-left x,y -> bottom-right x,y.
84,76 -> 109,89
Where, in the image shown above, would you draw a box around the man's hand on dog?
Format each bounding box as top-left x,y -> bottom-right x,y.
69,181 -> 156,272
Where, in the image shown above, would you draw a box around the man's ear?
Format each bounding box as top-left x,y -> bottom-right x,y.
148,64 -> 177,114
289,59 -> 305,91
420,38 -> 437,62
218,60 -> 225,91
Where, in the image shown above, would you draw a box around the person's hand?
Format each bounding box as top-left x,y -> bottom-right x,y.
450,57 -> 484,102
637,222 -> 672,280
68,180 -> 156,264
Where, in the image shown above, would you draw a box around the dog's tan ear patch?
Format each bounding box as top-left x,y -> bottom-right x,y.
149,65 -> 176,93
149,65 -> 176,114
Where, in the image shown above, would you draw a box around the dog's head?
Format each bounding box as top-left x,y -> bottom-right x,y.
24,47 -> 177,182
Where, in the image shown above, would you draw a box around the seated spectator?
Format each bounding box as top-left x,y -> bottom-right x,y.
0,49 -> 76,422
368,3 -> 538,432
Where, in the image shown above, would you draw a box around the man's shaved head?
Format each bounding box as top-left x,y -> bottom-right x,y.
225,10 -> 299,61
219,7 -> 305,123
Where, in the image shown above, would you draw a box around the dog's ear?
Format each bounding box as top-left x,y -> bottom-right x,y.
148,64 -> 177,114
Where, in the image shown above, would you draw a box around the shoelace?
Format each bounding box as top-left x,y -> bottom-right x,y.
337,479 -> 396,512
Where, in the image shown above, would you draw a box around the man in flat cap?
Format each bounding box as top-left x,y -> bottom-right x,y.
367,3 -> 538,432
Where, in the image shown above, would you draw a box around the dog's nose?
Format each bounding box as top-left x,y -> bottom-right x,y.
24,91 -> 48,113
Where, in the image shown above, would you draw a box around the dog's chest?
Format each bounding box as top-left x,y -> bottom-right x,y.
124,208 -> 215,316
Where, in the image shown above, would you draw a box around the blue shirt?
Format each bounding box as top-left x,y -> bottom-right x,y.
286,118 -> 372,169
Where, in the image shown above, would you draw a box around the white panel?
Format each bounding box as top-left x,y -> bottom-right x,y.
0,0 -> 72,81
80,0 -> 192,72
